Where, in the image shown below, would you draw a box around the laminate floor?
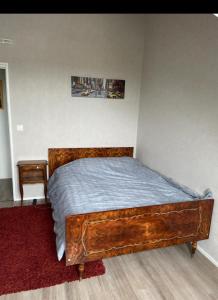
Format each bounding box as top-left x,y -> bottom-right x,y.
0,179 -> 13,202
0,200 -> 218,300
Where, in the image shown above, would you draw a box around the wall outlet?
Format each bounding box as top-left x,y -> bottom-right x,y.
0,38 -> 13,45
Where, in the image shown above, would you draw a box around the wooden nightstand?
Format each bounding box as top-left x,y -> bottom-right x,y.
17,160 -> 48,206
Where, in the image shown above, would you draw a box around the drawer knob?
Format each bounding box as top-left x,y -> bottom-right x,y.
36,166 -> 39,169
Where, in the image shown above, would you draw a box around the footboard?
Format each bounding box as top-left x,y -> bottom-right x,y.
65,199 -> 213,266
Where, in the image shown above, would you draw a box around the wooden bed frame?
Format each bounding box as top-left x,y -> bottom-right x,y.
48,147 -> 214,279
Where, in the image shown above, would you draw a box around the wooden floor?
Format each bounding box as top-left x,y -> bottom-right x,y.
0,179 -> 13,202
0,201 -> 218,300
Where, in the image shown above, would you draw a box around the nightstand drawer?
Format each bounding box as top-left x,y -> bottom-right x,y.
20,164 -> 44,172
21,169 -> 44,183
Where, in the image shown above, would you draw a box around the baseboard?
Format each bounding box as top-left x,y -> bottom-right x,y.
197,246 -> 218,267
14,196 -> 44,202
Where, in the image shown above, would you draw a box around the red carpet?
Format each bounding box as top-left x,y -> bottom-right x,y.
0,204 -> 105,296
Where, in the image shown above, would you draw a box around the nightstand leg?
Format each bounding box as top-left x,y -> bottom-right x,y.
19,183 -> 24,206
44,183 -> 48,204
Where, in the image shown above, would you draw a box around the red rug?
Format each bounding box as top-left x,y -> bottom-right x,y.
0,204 -> 105,296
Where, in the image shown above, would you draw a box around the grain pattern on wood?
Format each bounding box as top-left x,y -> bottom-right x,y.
48,147 -> 134,177
66,199 -> 214,266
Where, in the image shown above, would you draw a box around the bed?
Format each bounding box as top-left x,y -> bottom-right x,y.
48,147 -> 214,279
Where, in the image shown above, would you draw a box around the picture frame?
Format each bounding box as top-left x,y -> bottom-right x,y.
71,76 -> 125,99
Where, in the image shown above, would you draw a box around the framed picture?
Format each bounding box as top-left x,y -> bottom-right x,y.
71,76 -> 125,99
0,80 -> 3,109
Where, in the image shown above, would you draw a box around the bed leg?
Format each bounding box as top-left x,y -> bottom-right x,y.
191,241 -> 197,257
79,263 -> 85,280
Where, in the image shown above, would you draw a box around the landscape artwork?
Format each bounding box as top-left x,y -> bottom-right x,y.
71,76 -> 125,99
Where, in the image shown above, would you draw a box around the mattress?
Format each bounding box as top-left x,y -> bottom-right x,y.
48,156 -> 212,261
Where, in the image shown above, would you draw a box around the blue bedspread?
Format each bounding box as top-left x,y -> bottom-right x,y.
48,157 -> 211,260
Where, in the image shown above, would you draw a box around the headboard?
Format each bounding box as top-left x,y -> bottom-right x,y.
48,147 -> 134,177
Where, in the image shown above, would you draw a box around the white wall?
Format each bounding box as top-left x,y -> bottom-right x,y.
0,69 -> 11,179
0,14 -> 145,200
137,14 -> 218,265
